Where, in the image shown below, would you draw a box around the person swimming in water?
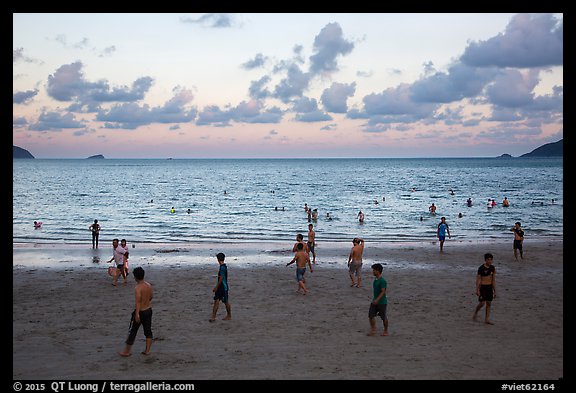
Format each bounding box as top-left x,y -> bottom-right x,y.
33,221 -> 43,229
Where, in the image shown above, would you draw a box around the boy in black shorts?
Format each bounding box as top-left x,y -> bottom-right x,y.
473,253 -> 496,324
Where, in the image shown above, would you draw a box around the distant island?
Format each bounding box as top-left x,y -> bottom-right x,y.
14,139 -> 563,159
497,139 -> 562,158
520,139 -> 562,157
13,146 -> 34,159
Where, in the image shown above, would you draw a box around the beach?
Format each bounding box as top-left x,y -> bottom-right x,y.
13,239 -> 563,380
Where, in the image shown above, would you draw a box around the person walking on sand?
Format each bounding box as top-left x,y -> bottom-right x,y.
120,239 -> 130,279
89,219 -> 101,248
437,216 -> 451,252
107,238 -> 127,286
210,252 -> 231,322
307,223 -> 316,264
286,242 -> 313,295
510,222 -> 524,260
292,233 -> 309,254
119,267 -> 153,356
472,253 -> 496,325
368,263 -> 388,336
347,237 -> 365,288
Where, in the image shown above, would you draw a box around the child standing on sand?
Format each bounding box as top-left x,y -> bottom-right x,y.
210,252 -> 231,322
368,263 -> 388,336
287,242 -> 313,294
473,253 -> 496,325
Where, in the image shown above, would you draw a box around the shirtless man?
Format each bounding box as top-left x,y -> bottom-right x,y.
307,223 -> 316,264
89,219 -> 101,248
347,238 -> 365,288
287,242 -> 313,294
119,267 -> 153,356
510,222 -> 524,260
473,253 -> 496,325
292,233 -> 309,254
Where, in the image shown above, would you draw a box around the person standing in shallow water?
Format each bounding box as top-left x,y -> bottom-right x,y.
119,267 -> 153,356
473,253 -> 496,325
89,219 -> 100,248
437,216 -> 451,252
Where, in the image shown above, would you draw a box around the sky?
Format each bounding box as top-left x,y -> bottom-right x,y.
13,13 -> 563,158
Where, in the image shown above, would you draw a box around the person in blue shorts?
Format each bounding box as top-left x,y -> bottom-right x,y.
437,216 -> 451,252
210,252 -> 231,322
287,242 -> 313,295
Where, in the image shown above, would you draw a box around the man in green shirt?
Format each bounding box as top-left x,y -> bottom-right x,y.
368,263 -> 388,336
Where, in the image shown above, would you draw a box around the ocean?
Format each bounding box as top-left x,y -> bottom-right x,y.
13,158 -> 563,245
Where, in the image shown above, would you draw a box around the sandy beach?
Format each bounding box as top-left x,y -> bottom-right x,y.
13,239 -> 563,380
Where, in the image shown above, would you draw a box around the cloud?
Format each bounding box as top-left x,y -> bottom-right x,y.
13,47 -> 42,64
89,77 -> 154,103
28,111 -> 85,131
196,100 -> 283,127
294,111 -> 332,122
289,96 -> 332,122
46,62 -> 102,101
53,34 -> 90,49
46,62 -> 154,109
13,89 -> 39,104
363,84 -> 439,119
180,13 -> 236,28
96,88 -> 197,129
196,105 -> 232,127
292,97 -> 319,113
488,108 -> 523,122
461,13 -> 563,68
321,82 -> 356,113
229,100 -> 283,124
485,69 -> 540,108
273,64 -> 311,103
13,116 -> 28,127
320,123 -> 337,131
356,70 -> 373,78
248,76 -> 271,100
99,45 -> 117,57
309,22 -> 354,74
410,63 -> 498,103
241,53 -> 268,70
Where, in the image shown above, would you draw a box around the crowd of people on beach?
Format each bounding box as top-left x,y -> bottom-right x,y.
82,186 -> 526,357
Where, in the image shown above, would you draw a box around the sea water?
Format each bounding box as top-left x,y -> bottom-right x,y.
13,158 -> 563,245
